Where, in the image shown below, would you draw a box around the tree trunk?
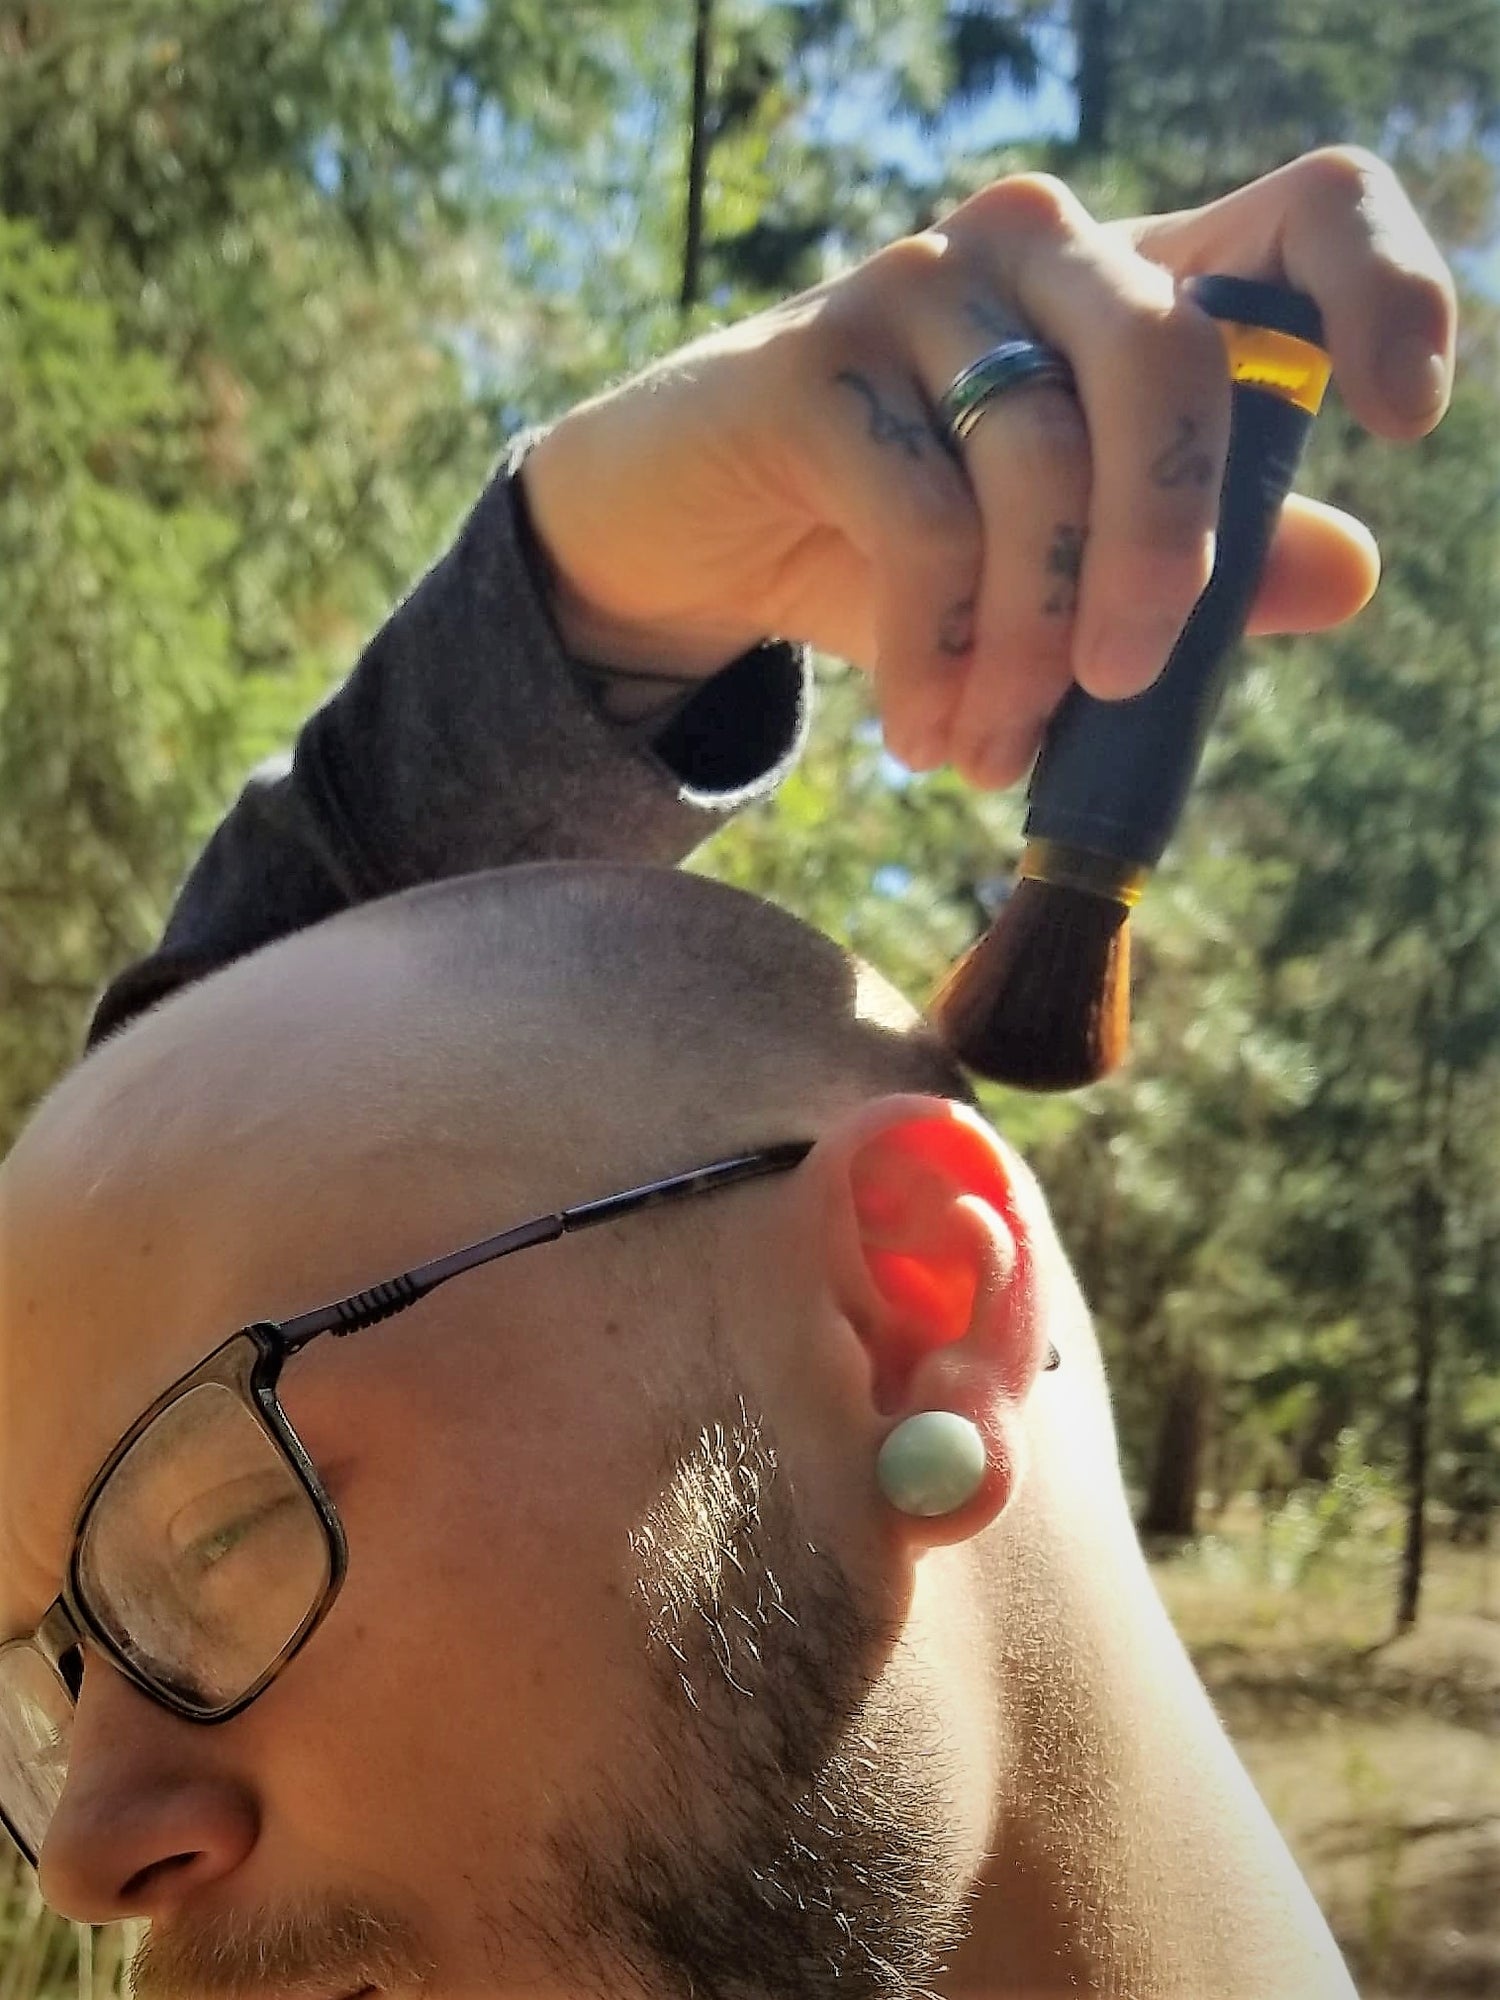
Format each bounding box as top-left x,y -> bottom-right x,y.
679,0 -> 714,319
1396,788 -> 1476,1636
1295,1379 -> 1354,1484
1397,1175 -> 1443,1632
1140,1359 -> 1209,1538
1072,0 -> 1112,157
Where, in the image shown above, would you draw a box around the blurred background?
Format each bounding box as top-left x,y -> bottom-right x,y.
0,2 -> 1495,1994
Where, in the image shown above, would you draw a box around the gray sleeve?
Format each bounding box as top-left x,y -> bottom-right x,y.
85,452 -> 810,1047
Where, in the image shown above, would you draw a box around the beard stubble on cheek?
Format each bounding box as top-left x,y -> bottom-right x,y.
127,1899 -> 435,2000
128,1394 -> 970,2000
522,1398 -> 975,2000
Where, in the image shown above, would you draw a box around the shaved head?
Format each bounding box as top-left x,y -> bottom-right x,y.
8,862 -> 970,1394
2,864 -> 1025,1998
29,863 -> 976,1263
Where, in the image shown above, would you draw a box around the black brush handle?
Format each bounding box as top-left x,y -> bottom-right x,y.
1022,277 -> 1327,867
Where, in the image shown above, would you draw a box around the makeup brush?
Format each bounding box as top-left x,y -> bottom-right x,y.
931,275 -> 1332,1091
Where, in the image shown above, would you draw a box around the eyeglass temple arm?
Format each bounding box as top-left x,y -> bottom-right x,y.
277,1141 -> 814,1351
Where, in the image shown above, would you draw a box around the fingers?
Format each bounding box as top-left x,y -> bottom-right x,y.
944,176 -> 1232,701
1248,494 -> 1380,636
1281,152 -> 1454,437
802,230 -> 1098,785
789,328 -> 984,770
899,296 -> 1093,786
1121,147 -> 1457,440
794,155 -> 1416,790
945,395 -> 1089,787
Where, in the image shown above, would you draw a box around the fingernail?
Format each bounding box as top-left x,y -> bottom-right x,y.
1380,332 -> 1449,424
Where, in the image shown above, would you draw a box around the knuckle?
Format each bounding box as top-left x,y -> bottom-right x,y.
1116,290 -> 1227,394
1299,143 -> 1392,204
1387,260 -> 1457,325
1292,149 -> 1453,316
808,277 -> 868,353
882,228 -> 951,283
841,228 -> 948,318
1164,291 -> 1235,374
958,171 -> 1086,243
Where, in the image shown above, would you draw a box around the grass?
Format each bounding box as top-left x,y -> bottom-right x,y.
2,1517 -> 1495,1997
0,1884 -> 136,2000
1153,1512 -> 1500,1999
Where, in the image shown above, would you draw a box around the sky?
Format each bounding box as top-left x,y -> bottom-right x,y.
807,8 -> 1496,297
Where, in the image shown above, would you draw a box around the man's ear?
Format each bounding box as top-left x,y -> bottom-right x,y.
804,1094 -> 1051,1548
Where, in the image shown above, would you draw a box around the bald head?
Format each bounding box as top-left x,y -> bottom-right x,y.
50,862 -> 972,1201
4,863 -> 987,1637
0,864 -> 1120,1999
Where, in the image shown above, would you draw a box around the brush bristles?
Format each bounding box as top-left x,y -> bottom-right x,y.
931,878 -> 1132,1090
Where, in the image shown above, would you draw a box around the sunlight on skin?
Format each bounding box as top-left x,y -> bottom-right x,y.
0,876 -> 1362,1999
1249,495 -> 1380,635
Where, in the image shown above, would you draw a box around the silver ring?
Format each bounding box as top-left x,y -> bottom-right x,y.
940,338 -> 1075,447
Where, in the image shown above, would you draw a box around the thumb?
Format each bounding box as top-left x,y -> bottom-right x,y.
1247,493 -> 1380,636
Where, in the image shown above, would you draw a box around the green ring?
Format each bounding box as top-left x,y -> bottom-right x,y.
941,340 -> 1076,445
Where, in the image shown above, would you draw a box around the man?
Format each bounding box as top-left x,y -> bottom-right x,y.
0,148 -> 1455,1998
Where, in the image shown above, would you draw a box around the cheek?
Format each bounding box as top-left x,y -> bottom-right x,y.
255,1372 -> 663,1877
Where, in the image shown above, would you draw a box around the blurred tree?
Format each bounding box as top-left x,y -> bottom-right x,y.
665,0 -> 1052,308
0,0 -> 652,1153
1051,0 -> 1500,201
1218,346 -> 1500,1626
0,217 -> 237,1133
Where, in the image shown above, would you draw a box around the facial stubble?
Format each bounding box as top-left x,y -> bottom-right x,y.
529,1400 -> 974,2000
129,1403 -> 972,2000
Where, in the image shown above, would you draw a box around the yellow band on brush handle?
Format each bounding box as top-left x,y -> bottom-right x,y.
1019,840 -> 1151,908
1218,321 -> 1331,414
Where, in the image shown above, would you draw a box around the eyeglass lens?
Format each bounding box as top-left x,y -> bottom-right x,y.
0,1380 -> 331,1860
0,1644 -> 74,1862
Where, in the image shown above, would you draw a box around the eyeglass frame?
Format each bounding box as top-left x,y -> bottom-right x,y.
0,1138 -> 815,1868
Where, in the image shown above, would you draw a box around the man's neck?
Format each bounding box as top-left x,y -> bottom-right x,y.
935,1522 -> 1357,2000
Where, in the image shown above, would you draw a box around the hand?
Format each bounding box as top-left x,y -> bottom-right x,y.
520,147 -> 1455,789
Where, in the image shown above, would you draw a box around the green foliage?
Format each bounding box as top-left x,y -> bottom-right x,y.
0,1850 -> 137,1995
0,1 -> 1496,1982
0,216 -> 239,1131
1081,0 -> 1500,211
0,0 -> 624,1143
1255,1431 -> 1402,1589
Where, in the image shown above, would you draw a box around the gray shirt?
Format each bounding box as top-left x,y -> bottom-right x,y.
87,453 -> 810,1047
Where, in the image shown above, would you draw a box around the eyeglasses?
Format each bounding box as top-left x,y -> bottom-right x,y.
0,1139 -> 813,1868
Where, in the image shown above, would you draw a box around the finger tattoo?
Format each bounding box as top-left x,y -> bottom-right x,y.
1150,415 -> 1216,490
938,595 -> 977,657
1043,524 -> 1085,616
835,368 -> 934,462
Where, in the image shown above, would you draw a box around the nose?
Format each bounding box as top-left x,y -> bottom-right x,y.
37,1649 -> 258,1926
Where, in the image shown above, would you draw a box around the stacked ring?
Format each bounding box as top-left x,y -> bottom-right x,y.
940,338 -> 1076,448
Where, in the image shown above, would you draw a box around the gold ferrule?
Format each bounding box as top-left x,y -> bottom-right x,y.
1217,321 -> 1331,415
1019,839 -> 1151,908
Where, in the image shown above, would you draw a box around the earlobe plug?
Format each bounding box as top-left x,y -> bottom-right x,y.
876,1350 -> 1060,1519
876,1410 -> 988,1518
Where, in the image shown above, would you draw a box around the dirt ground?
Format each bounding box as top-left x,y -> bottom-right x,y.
1154,1528 -> 1500,2000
